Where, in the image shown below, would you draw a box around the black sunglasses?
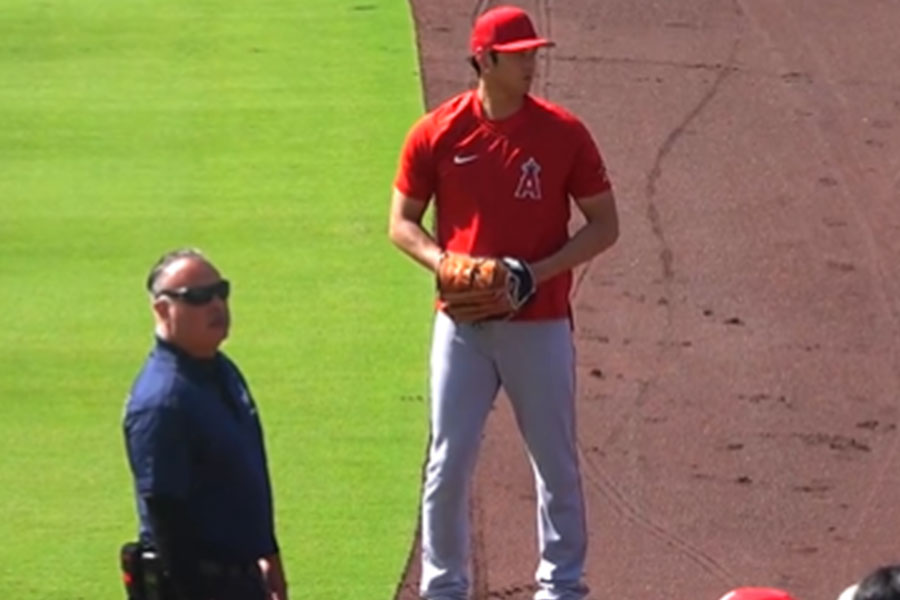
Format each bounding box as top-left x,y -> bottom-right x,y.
156,279 -> 230,305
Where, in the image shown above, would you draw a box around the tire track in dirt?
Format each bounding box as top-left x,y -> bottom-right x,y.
571,25 -> 739,305
581,38 -> 741,457
643,39 -> 739,281
470,0 -> 491,20
535,0 -> 552,101
579,450 -> 738,585
472,494 -> 491,600
572,17 -> 744,588
742,0 -> 900,559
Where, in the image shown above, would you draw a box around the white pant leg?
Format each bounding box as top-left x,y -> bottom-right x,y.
421,313 -> 500,600
494,320 -> 588,600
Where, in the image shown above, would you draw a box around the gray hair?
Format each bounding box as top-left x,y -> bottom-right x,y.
145,247 -> 208,295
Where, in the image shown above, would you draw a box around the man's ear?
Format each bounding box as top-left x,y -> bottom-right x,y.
152,297 -> 170,321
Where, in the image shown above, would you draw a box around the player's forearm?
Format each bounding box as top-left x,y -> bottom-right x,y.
531,217 -> 619,283
389,219 -> 443,272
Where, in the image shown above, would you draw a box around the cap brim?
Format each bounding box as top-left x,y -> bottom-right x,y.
492,38 -> 555,52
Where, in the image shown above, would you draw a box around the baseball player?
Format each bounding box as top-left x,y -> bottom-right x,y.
388,5 -> 619,600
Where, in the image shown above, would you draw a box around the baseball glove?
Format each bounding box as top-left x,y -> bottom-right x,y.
436,252 -> 536,322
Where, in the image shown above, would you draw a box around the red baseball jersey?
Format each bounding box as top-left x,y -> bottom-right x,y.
394,90 -> 612,320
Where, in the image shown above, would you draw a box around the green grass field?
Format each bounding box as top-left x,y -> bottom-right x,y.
0,1 -> 431,597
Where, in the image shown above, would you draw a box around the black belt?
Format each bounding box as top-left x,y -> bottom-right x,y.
197,560 -> 259,578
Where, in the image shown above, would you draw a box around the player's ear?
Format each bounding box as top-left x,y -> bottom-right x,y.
474,49 -> 494,74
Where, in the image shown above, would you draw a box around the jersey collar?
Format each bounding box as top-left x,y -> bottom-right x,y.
471,90 -> 532,134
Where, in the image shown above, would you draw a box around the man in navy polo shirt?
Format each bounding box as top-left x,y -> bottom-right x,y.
123,248 -> 288,600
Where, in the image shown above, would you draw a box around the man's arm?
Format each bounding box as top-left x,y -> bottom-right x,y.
144,495 -> 204,599
530,189 -> 619,283
251,390 -> 287,600
388,187 -> 442,272
125,404 -> 201,599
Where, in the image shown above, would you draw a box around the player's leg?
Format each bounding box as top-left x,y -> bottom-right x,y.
495,319 -> 588,600
421,312 -> 500,600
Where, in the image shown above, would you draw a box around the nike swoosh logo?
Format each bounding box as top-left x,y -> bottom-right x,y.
453,154 -> 478,165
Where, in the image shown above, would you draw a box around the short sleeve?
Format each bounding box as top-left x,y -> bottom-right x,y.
393,116 -> 436,201
124,403 -> 190,498
566,121 -> 613,200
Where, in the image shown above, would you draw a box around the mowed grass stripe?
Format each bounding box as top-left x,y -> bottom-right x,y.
0,1 -> 430,597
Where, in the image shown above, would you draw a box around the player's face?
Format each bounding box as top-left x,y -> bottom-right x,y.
489,49 -> 538,96
152,257 -> 230,358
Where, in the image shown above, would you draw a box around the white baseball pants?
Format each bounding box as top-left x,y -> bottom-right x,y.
420,311 -> 589,600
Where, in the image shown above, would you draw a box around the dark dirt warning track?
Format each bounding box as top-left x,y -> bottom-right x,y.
396,2 -> 900,599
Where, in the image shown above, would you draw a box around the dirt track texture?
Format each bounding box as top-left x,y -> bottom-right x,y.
396,1 -> 900,599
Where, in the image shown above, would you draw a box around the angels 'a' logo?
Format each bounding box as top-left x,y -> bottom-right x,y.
514,157 -> 542,200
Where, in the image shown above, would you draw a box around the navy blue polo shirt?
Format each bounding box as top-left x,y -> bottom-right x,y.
123,337 -> 278,563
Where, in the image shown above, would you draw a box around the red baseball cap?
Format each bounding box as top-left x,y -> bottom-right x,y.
470,5 -> 555,55
719,588 -> 799,600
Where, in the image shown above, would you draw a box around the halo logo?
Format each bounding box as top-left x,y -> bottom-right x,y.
514,157 -> 542,200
